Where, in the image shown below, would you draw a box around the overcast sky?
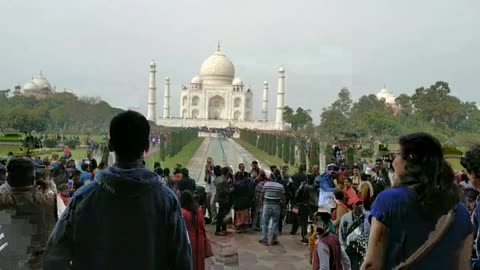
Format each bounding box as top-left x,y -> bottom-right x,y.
1,0 -> 479,122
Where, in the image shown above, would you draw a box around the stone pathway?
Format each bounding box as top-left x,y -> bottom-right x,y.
205,225 -> 311,270
186,136 -> 310,269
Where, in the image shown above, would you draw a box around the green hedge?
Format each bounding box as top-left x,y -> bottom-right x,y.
0,137 -> 23,143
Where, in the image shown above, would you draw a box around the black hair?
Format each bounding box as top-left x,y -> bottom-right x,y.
213,165 -> 222,177
299,164 -> 306,172
154,167 -> 163,176
398,132 -> 459,220
7,158 -> 35,187
307,174 -> 315,185
109,110 -> 150,161
154,162 -> 161,169
274,168 -> 282,180
461,145 -> 480,179
334,190 -> 345,201
163,168 -> 170,176
90,159 -> 98,171
375,159 -> 383,164
234,171 -> 244,181
221,166 -> 230,176
98,162 -> 106,170
81,163 -> 89,172
353,165 -> 360,170
181,168 -> 189,177
174,168 -> 181,175
180,190 -> 198,225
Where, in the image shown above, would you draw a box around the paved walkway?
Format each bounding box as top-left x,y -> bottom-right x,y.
205,225 -> 311,270
186,136 -> 310,269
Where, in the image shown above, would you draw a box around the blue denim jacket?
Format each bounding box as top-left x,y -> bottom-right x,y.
320,174 -> 336,192
43,163 -> 192,270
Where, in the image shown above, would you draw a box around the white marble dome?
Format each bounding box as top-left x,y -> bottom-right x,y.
232,77 -> 243,86
22,81 -> 39,92
376,88 -> 396,104
191,75 -> 202,84
200,51 -> 235,84
32,72 -> 52,90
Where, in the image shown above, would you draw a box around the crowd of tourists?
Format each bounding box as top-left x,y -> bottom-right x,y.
0,110 -> 479,269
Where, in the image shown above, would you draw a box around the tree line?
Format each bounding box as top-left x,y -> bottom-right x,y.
280,81 -> 480,148
0,92 -> 123,134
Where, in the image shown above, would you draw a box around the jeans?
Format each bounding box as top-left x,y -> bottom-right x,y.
261,203 -> 281,242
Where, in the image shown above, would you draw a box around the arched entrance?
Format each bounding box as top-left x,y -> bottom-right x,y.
208,95 -> 225,120
233,110 -> 241,120
192,109 -> 199,119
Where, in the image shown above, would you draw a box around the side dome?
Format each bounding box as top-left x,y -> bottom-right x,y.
32,72 -> 52,90
200,51 -> 235,85
23,82 -> 39,92
232,77 -> 243,86
191,75 -> 202,84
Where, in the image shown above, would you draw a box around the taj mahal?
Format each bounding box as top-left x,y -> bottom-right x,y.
147,44 -> 286,130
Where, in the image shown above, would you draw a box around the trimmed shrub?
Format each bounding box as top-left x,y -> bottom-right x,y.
360,148 -> 374,158
43,139 -> 59,148
443,146 -> 463,156
65,139 -> 80,149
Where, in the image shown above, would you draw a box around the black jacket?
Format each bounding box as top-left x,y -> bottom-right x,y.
43,163 -> 192,270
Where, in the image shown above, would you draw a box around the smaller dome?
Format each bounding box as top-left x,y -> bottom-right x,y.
263,81 -> 268,85
279,66 -> 285,72
165,77 -> 170,81
150,60 -> 156,68
191,75 -> 202,84
23,82 -> 39,92
232,77 -> 243,86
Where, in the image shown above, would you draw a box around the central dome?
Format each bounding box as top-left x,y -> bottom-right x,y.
200,51 -> 235,85
32,72 -> 52,90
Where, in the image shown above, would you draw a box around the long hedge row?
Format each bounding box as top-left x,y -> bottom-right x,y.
156,128 -> 198,162
240,130 -> 337,169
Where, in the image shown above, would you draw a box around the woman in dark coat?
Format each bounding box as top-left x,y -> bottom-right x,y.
232,171 -> 254,232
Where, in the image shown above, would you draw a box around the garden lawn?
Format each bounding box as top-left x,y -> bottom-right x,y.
235,139 -> 299,172
145,138 -> 203,170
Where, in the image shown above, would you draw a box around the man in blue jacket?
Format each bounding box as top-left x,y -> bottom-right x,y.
44,111 -> 192,270
320,164 -> 338,193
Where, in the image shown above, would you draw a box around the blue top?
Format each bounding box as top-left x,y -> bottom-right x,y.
319,173 -> 336,192
370,187 -> 472,270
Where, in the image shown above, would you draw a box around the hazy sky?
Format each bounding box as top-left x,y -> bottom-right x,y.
1,0 -> 479,122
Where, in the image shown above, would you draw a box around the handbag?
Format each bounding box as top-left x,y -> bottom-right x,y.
393,209 -> 456,270
204,236 -> 214,258
286,204 -> 297,224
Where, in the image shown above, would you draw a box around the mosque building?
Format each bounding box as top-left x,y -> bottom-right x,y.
12,71 -> 55,100
148,45 -> 286,130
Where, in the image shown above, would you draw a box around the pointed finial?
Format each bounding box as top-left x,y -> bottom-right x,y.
217,41 -> 221,51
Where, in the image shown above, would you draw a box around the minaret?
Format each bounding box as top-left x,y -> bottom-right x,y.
163,77 -> 171,118
262,81 -> 269,122
147,60 -> 157,122
275,66 -> 285,130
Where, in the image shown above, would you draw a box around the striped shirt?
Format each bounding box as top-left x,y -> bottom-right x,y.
262,181 -> 285,204
0,225 -> 7,252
